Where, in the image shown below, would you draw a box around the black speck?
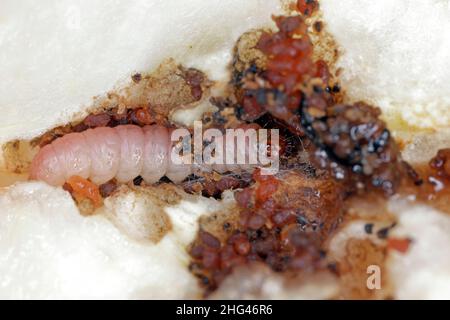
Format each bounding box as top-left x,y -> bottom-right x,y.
133,176 -> 143,186
364,223 -> 374,234
159,176 -> 172,183
131,73 -> 142,83
235,105 -> 245,120
297,215 -> 308,226
319,250 -> 327,258
201,276 -> 210,285
377,227 -> 390,239
332,84 -> 341,93
313,21 -> 323,33
327,262 -> 338,274
313,85 -> 323,93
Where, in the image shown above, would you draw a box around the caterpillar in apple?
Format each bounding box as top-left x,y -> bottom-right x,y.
30,124 -> 276,186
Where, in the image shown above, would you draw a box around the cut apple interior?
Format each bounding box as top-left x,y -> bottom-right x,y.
0,0 -> 449,300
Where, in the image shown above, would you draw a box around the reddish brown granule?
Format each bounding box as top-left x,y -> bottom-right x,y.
315,59 -> 331,84
429,149 -> 450,179
200,231 -> 222,249
240,94 -> 266,122
253,169 -> 279,204
65,175 -> 102,208
183,68 -> 205,101
83,113 -> 111,128
34,106 -> 159,148
99,180 -> 118,198
36,127 -> 73,147
313,21 -> 323,33
130,107 -> 154,126
131,73 -> 142,83
297,0 -> 319,16
387,238 -> 411,254
182,174 -> 252,199
257,15 -> 315,94
76,105 -> 164,131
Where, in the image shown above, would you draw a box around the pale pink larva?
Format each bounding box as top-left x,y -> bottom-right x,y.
30,125 -> 185,186
30,124 -> 266,187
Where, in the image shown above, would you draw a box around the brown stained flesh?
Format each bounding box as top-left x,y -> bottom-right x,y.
188,11 -> 450,297
31,60 -> 210,149
189,169 -> 345,293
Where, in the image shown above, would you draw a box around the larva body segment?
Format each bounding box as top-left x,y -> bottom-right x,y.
166,143 -> 192,183
115,125 -> 145,183
82,127 -> 121,185
52,132 -> 91,181
141,125 -> 170,184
